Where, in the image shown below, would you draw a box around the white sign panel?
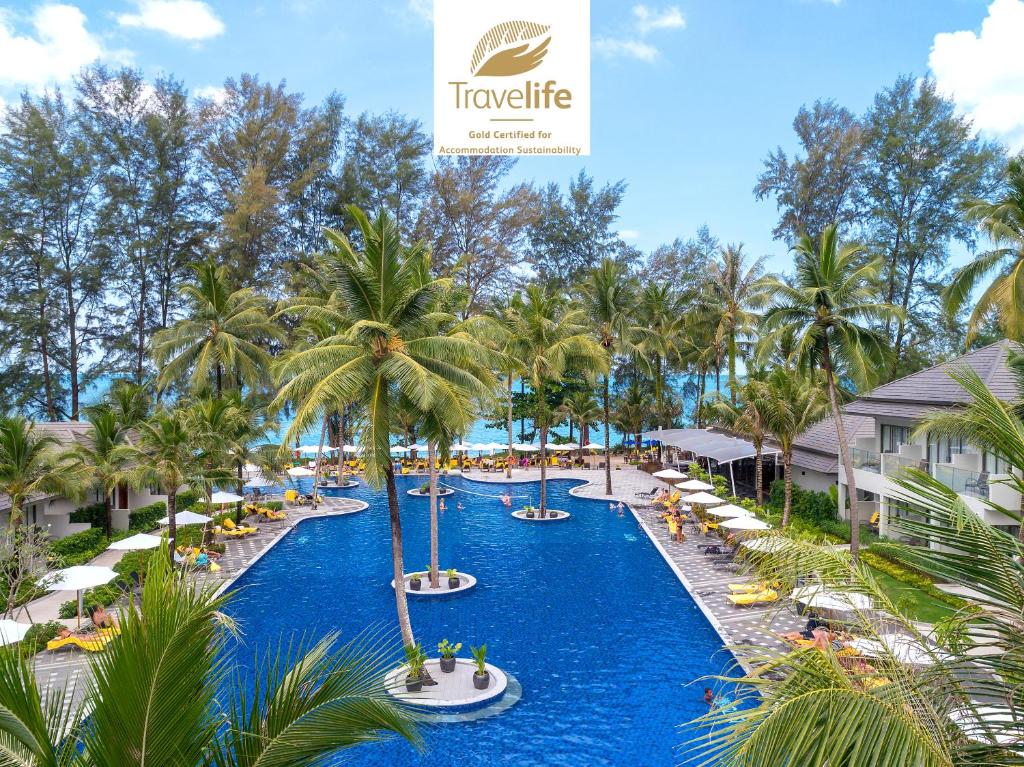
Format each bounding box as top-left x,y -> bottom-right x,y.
434,0 -> 591,157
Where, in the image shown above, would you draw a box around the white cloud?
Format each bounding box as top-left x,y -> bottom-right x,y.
594,4 -> 684,63
118,0 -> 224,40
193,84 -> 226,103
0,4 -> 105,89
408,0 -> 431,22
930,0 -> 1024,150
632,5 -> 685,34
619,229 -> 641,241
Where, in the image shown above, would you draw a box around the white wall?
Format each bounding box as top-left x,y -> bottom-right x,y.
791,466 -> 836,494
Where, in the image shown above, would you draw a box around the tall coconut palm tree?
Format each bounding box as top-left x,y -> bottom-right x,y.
0,416 -> 80,532
558,390 -> 602,462
760,224 -> 901,561
635,283 -> 685,453
749,370 -> 829,524
0,549 -> 421,766
273,207 -> 496,649
580,258 -> 636,495
117,408 -> 219,563
944,157 -> 1024,342
613,383 -> 652,460
153,256 -> 283,396
66,406 -> 133,538
703,244 -> 771,403
707,377 -> 771,507
484,295 -> 528,479
510,285 -> 607,515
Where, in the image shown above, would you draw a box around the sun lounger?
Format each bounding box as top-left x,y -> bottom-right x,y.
222,518 -> 257,535
47,626 -> 119,653
727,589 -> 778,606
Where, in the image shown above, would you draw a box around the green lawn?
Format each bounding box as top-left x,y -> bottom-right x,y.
866,566 -> 956,624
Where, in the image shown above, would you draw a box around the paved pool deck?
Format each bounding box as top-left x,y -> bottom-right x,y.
30,467 -> 799,706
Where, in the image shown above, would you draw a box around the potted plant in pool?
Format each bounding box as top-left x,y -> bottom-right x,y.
525,505 -> 535,518
438,638 -> 461,673
404,642 -> 427,692
418,482 -> 429,495
471,644 -> 489,690
409,571 -> 422,591
446,568 -> 461,589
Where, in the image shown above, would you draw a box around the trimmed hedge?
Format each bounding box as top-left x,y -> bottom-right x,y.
129,501 -> 166,531
863,546 -> 966,610
50,528 -> 109,566
70,502 -> 107,527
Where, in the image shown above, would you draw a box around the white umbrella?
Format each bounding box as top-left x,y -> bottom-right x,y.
342,445 -> 362,454
848,633 -> 950,666
652,468 -> 687,480
706,503 -> 754,518
511,443 -> 539,452
287,466 -> 315,477
451,443 -> 475,452
0,619 -> 31,646
719,515 -> 771,530
583,442 -> 604,451
244,474 -> 275,488
107,533 -> 162,551
740,536 -> 790,553
390,445 -> 409,455
48,566 -> 118,627
680,491 -> 724,505
210,491 -> 244,504
484,442 -> 507,451
242,462 -> 262,477
545,443 -> 574,452
407,443 -> 429,452
561,442 -> 580,450
949,705 -> 1019,746
676,479 -> 715,491
296,445 -> 338,454
158,510 -> 212,526
791,585 -> 872,612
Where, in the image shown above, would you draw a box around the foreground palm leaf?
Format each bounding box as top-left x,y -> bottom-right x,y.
0,551 -> 420,767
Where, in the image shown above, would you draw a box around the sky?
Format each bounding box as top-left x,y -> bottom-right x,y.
0,0 -> 1021,272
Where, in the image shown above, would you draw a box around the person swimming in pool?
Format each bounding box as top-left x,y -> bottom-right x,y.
456,502 -> 464,510
439,498 -> 447,511
499,493 -> 512,507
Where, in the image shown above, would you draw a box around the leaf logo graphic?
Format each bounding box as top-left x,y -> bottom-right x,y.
471,21 -> 552,77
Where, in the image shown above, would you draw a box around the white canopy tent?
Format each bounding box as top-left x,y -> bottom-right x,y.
643,428 -> 780,495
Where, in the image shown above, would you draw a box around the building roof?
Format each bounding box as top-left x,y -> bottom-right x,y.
844,340 -> 1019,421
0,421 -> 98,513
774,414 -> 873,475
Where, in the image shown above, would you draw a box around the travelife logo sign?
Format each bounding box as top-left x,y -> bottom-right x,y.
434,0 -> 590,157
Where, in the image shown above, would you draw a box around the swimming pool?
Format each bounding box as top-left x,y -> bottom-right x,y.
223,475 -> 736,766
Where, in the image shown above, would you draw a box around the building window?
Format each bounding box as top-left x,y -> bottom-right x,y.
984,451 -> 1010,475
880,424 -> 910,453
927,433 -> 968,464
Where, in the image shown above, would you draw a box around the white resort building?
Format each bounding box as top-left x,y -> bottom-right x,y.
0,421 -> 167,538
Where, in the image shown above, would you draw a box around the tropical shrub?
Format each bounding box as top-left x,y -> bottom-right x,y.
767,479 -> 836,523
129,501 -> 166,531
18,622 -> 64,658
70,502 -> 107,527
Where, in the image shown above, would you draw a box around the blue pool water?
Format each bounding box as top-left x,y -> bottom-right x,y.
222,475 -> 736,766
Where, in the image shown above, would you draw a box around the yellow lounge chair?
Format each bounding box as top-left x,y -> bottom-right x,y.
47,626 -> 119,653
215,525 -> 246,539
222,518 -> 258,535
727,589 -> 778,607
284,489 -> 299,505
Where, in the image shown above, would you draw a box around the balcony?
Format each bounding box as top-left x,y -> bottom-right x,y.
933,464 -> 990,500
851,447 -> 881,473
881,453 -> 930,478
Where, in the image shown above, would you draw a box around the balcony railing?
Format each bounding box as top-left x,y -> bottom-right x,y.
933,464 -> 990,500
851,447 -> 881,473
881,453 -> 930,478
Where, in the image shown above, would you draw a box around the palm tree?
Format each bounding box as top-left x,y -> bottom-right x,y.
944,157 -> 1024,341
0,549 -> 421,765
912,357 -> 1024,543
0,416 -> 80,532
153,256 -> 283,396
580,258 -> 635,495
274,207 -> 495,649
613,384 -> 652,460
760,224 -> 901,561
66,406 -> 133,538
486,295 -> 528,479
117,408 -> 216,563
690,469 -> 1024,765
559,390 -> 602,462
703,244 -> 770,403
707,377 -> 771,507
510,285 -> 607,515
635,284 -> 685,452
749,370 -> 829,524
101,379 -> 151,428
